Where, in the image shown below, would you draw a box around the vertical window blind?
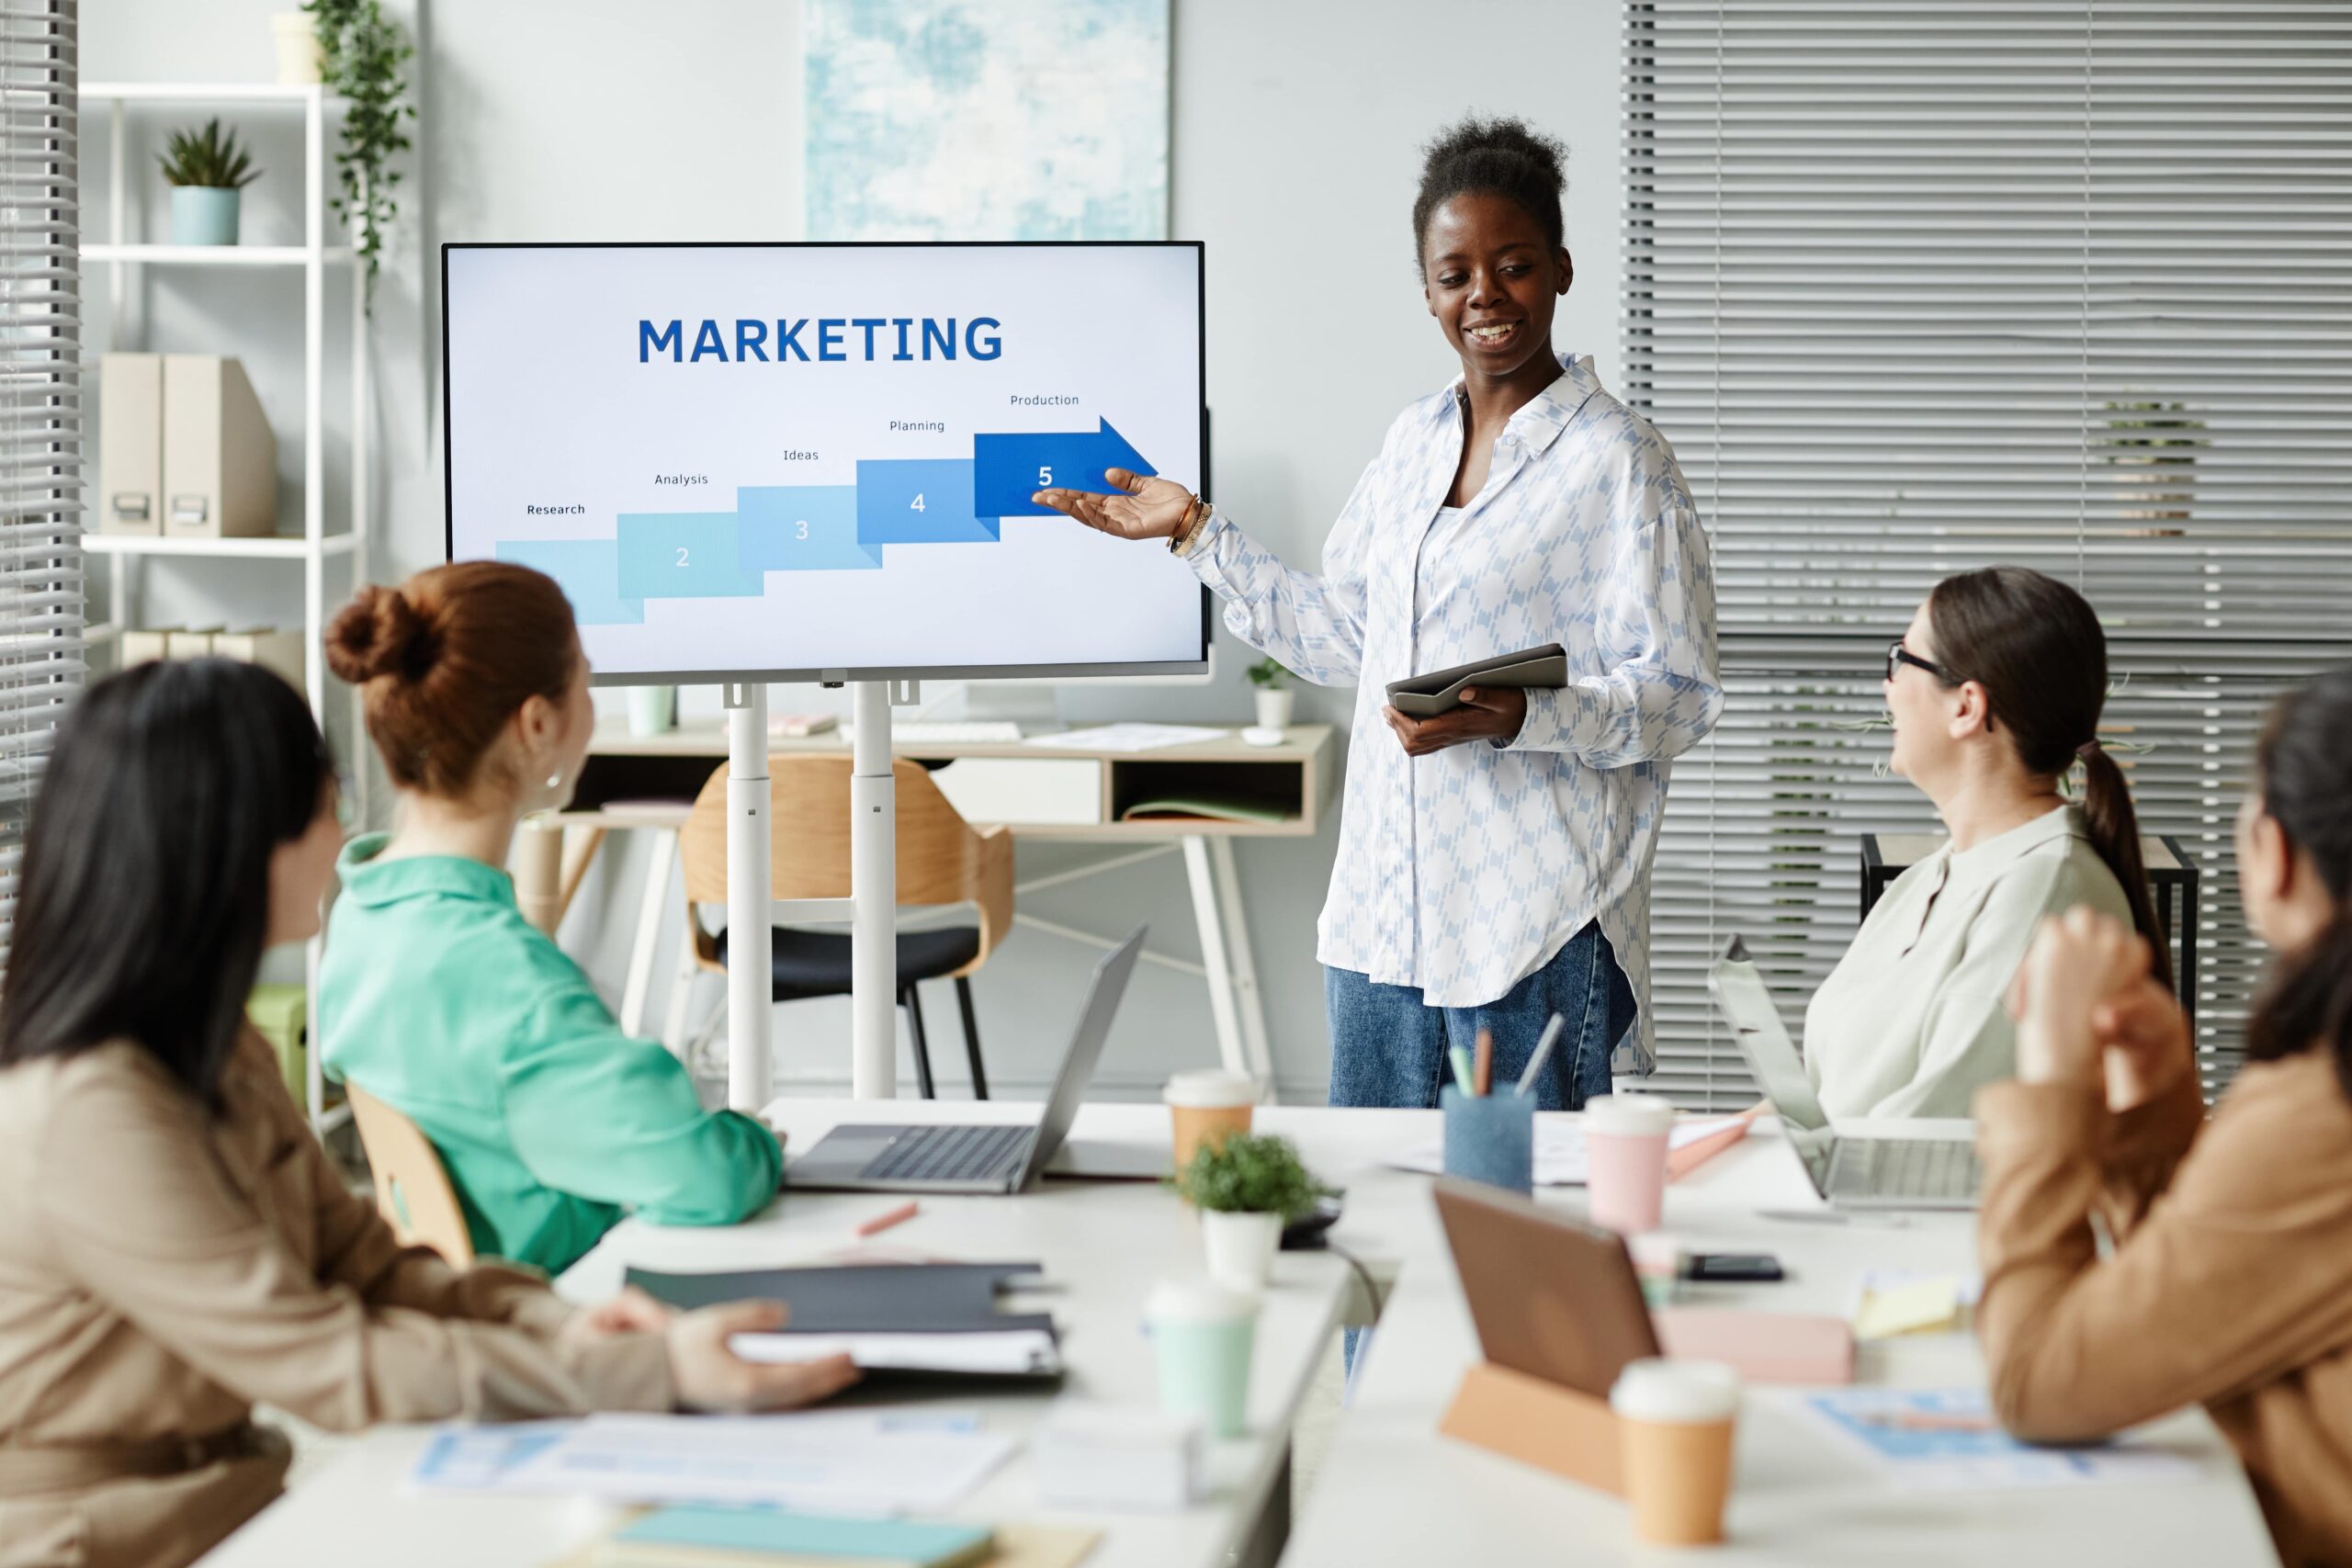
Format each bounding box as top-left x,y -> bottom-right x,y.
0,0 -> 79,970
1623,1 -> 2352,1110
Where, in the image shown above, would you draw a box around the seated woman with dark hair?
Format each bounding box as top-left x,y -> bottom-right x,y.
1980,664 -> 2352,1567
1803,566 -> 2168,1118
320,563 -> 781,1275
0,660 -> 853,1568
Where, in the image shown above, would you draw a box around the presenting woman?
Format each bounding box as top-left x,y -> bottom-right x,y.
1035,116 -> 1722,1109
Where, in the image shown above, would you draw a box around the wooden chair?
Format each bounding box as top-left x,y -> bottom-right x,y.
681,756 -> 1014,1099
345,1083 -> 476,1268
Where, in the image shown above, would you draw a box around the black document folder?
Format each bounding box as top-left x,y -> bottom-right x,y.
626,1262 -> 1062,1379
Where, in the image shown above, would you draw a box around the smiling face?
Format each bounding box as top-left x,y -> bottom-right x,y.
1885,598 -> 1960,784
1420,191 -> 1571,381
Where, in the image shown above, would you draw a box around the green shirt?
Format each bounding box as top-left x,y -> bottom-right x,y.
320,835 -> 779,1274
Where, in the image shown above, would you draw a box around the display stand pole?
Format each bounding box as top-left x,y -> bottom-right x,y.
850,682 -> 899,1099
723,682 -> 773,1112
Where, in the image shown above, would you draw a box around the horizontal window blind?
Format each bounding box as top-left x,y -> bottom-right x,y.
0,0 -> 80,971
1623,1 -> 2352,1111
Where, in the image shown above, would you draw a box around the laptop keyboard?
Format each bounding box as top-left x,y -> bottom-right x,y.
867,1123 -> 1034,1185
1836,1138 -> 1982,1201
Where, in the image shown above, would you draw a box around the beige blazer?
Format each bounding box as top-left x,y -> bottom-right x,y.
1978,1051 -> 2352,1568
0,1031 -> 673,1568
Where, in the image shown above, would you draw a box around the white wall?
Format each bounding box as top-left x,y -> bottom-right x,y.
82,0 -> 1624,1101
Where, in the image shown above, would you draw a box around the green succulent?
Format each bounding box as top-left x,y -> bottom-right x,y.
157,119 -> 260,190
1247,657 -> 1292,690
1170,1132 -> 1322,1218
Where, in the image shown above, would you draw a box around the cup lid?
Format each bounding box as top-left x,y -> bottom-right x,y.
1163,1069 -> 1259,1108
1583,1092 -> 1675,1136
1146,1278 -> 1258,1325
1610,1357 -> 1740,1422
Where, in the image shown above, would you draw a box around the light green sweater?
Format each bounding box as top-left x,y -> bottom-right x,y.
320,835 -> 779,1274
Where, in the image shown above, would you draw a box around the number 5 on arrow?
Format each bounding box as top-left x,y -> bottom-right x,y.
1038,465 -> 1052,486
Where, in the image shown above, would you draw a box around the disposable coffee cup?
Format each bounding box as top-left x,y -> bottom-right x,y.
1146,1279 -> 1258,1438
1628,1231 -> 1684,1309
1611,1358 -> 1740,1546
1165,1069 -> 1256,1172
1584,1092 -> 1675,1235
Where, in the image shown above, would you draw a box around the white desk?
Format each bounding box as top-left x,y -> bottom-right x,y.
206,1100 -> 1358,1568
203,1103 -> 2275,1567
1281,1114 -> 2279,1567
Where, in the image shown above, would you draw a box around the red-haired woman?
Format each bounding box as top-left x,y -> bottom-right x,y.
321,564 -> 781,1274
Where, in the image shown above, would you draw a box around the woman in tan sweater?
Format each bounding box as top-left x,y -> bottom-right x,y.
0,660 -> 854,1568
1978,664 -> 2352,1568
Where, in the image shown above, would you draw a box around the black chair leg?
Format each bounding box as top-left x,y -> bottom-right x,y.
955,976 -> 989,1100
902,985 -> 938,1100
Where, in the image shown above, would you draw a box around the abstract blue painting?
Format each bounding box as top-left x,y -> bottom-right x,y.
806,0 -> 1170,242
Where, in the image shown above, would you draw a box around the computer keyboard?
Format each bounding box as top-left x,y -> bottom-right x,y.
847,721 -> 1027,744
1837,1137 -> 1981,1200
867,1123 -> 1033,1184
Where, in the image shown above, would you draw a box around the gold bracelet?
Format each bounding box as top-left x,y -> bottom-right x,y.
1168,495 -> 1210,556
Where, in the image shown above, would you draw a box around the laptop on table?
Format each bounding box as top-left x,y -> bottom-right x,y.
1706,936 -> 1981,1210
786,927 -> 1144,1195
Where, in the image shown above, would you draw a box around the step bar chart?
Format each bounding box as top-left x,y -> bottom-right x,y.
496,419 -> 1155,625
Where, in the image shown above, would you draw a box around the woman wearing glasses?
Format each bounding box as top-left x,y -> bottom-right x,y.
1802,566 -> 2168,1119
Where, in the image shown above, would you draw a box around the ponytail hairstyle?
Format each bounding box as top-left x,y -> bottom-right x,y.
326,562 -> 579,799
2243,666 -> 2352,1098
1925,567 -> 2173,992
1411,115 -> 1567,274
0,660 -> 334,1107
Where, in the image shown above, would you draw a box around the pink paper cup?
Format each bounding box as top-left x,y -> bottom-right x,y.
1584,1093 -> 1675,1234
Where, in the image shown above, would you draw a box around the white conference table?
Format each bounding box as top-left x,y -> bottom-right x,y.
203,1100 -> 2276,1567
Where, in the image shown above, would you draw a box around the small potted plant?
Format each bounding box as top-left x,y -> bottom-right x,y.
1247,657 -> 1295,734
1170,1132 -> 1320,1291
159,120 -> 261,246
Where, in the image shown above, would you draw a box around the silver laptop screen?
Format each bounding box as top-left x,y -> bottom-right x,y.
1706,938 -> 1838,1197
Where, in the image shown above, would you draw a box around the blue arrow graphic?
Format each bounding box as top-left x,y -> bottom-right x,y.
972,418 -> 1156,520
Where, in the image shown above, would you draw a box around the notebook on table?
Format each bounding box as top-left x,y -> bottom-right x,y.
1384,642 -> 1567,717
625,1261 -> 1062,1380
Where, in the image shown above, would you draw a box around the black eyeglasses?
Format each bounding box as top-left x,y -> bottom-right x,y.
1886,639 -> 1958,684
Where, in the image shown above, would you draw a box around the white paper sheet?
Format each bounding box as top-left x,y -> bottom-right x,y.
1024,723 -> 1230,752
729,1327 -> 1062,1376
1384,1116 -> 1743,1187
490,1411 -> 1014,1513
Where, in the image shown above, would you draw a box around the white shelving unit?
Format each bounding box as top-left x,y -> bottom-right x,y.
83,82 -> 373,1134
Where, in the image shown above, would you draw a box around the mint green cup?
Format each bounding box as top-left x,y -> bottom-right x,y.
1148,1280 -> 1257,1438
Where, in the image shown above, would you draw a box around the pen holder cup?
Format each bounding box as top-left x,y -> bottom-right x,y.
1442,1085 -> 1535,1195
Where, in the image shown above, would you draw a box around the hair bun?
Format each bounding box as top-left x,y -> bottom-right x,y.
325,585 -> 432,684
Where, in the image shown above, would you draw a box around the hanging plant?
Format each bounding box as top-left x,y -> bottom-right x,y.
302,0 -> 413,308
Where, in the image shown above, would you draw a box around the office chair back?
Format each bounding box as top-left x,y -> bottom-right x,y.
346,1083 -> 477,1269
680,756 -> 1013,974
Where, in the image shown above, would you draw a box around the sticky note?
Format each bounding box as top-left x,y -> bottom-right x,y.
1854,1276 -> 1963,1341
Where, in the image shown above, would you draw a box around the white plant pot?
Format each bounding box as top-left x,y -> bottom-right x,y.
272,12 -> 324,85
1252,689 -> 1295,733
1200,1209 -> 1283,1292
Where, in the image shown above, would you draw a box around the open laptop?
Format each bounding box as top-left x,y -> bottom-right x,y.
1706,936 -> 1981,1210
786,927 -> 1144,1194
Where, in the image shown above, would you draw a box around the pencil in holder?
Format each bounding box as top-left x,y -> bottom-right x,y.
1442,1084 -> 1535,1195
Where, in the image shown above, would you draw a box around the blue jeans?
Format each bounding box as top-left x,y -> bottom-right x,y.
1325,920 -> 1636,1111
1331,922 -> 1637,1382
